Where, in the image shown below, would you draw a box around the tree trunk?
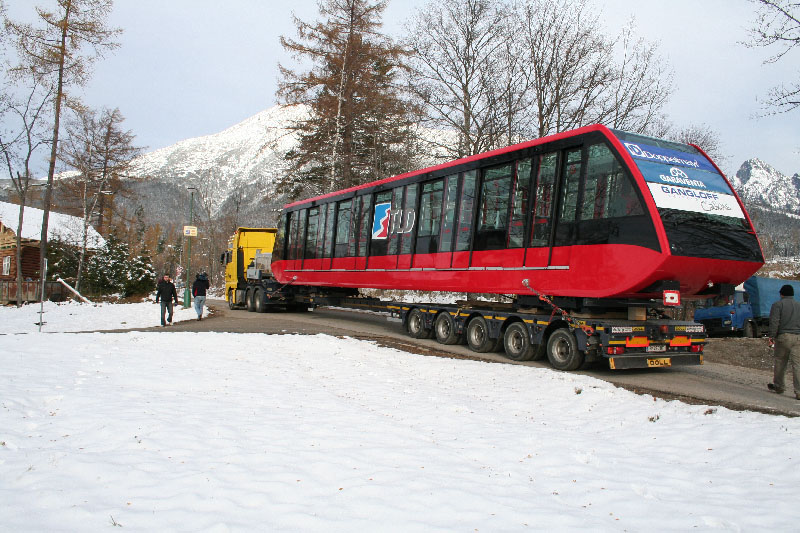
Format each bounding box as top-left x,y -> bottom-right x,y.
39,0 -> 72,293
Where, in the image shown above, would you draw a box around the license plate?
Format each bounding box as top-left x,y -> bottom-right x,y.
647,357 -> 671,368
647,345 -> 666,352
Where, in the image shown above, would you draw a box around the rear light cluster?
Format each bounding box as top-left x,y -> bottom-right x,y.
606,344 -> 704,355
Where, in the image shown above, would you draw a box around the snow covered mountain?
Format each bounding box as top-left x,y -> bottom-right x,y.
121,105 -> 309,227
733,158 -> 800,215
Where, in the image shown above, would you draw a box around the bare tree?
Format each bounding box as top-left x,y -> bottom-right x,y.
405,0 -> 507,158
406,0 -> 673,152
596,20 -> 673,132
4,0 -> 120,288
0,75 -> 52,306
746,0 -> 800,114
671,123 -> 727,166
58,106 -> 137,290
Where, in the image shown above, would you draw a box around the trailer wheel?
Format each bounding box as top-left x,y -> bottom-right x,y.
227,289 -> 236,310
434,312 -> 461,344
407,308 -> 432,339
546,328 -> 585,371
254,289 -> 267,313
246,288 -> 256,312
503,322 -> 535,361
466,316 -> 500,353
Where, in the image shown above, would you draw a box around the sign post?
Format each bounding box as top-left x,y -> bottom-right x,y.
183,187 -> 197,308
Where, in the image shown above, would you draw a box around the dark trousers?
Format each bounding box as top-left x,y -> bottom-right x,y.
160,300 -> 174,325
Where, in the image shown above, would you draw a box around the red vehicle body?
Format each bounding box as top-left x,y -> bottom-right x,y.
271,125 -> 763,301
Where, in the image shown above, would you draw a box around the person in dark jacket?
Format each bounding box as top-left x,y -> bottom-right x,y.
155,274 -> 179,326
767,284 -> 800,399
192,272 -> 210,320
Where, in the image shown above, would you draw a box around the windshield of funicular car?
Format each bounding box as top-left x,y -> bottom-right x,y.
611,130 -> 762,262
611,130 -> 748,229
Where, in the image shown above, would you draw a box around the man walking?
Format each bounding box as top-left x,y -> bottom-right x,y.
192,272 -> 210,320
767,284 -> 800,400
155,274 -> 179,326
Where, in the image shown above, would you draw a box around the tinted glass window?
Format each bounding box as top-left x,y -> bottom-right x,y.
335,199 -> 352,257
400,185 -> 417,255
296,209 -> 307,261
456,170 -> 477,251
474,164 -> 513,251
417,180 -> 444,254
530,153 -> 557,247
305,207 -> 320,259
357,195 -> 372,257
581,144 -> 643,220
440,174 -> 458,252
322,203 -> 335,258
370,191 -> 393,256
508,159 -> 532,248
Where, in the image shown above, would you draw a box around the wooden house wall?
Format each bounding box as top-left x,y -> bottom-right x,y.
0,245 -> 40,281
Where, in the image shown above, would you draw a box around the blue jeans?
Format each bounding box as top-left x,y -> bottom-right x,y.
160,300 -> 174,325
194,295 -> 206,318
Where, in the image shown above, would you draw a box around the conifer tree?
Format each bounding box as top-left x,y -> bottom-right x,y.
277,0 -> 418,198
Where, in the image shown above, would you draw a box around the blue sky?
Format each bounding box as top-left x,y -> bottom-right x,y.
6,0 -> 799,176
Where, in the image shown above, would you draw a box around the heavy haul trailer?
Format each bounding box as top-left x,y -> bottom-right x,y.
268,290 -> 707,370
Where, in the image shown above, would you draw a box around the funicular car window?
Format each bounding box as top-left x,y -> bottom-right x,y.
417,180 -> 444,254
475,163 -> 513,251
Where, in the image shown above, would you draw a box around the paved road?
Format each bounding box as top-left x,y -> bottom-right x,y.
150,299 -> 800,417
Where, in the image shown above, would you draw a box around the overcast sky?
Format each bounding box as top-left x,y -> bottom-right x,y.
7,0 -> 799,177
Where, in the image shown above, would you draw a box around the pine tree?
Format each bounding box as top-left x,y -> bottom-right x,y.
277,0 -> 418,198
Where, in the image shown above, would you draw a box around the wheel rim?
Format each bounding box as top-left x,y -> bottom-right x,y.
409,313 -> 422,334
509,329 -> 524,354
436,317 -> 450,339
551,337 -> 571,364
469,322 -> 485,346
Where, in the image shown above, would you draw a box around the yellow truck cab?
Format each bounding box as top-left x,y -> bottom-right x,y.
220,227 -> 276,309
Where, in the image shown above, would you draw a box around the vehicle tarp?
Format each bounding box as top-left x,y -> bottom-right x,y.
743,276 -> 800,318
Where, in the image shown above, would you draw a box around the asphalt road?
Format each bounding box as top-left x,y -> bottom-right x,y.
146,299 -> 800,418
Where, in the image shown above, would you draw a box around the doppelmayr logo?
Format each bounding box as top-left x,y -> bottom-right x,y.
624,142 -> 700,168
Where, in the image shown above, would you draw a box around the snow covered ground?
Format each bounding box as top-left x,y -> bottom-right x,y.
1,301 -> 799,531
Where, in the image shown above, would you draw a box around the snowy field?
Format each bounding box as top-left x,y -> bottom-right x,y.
1,301 -> 799,531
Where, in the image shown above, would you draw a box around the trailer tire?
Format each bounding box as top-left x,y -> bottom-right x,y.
254,289 -> 267,313
434,312 -> 461,345
466,316 -> 500,353
503,322 -> 535,361
407,308 -> 432,339
246,288 -> 256,312
546,328 -> 585,371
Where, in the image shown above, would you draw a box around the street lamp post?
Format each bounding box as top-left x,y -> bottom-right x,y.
184,187 -> 196,308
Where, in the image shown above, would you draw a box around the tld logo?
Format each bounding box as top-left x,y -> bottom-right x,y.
372,202 -> 391,239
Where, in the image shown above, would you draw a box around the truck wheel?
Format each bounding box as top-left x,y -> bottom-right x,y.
407,308 -> 432,339
503,322 -> 535,361
466,316 -> 500,353
254,289 -> 267,313
743,321 -> 757,338
246,288 -> 256,312
227,289 -> 236,310
546,328 -> 585,371
434,312 -> 461,344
